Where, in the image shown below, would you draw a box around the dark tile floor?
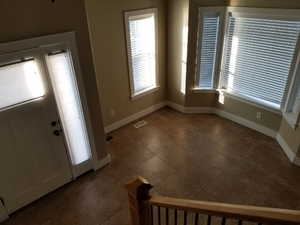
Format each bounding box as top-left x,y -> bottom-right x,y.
3,107 -> 300,225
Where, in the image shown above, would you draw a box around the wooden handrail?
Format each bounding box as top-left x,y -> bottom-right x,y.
149,196 -> 300,225
125,177 -> 300,225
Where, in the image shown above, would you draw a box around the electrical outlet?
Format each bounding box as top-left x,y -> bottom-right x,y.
256,112 -> 262,120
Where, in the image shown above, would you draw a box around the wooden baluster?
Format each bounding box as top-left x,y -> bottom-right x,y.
166,208 -> 169,225
150,205 -> 154,225
221,217 -> 226,225
175,209 -> 178,225
184,211 -> 187,225
238,220 -> 243,225
158,206 -> 161,225
207,215 -> 211,225
194,213 -> 199,225
125,177 -> 153,225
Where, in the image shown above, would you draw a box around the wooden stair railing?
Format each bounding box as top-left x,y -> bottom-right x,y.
125,177 -> 300,225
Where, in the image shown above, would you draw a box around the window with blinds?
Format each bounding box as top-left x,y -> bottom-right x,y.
221,16 -> 300,109
125,9 -> 158,98
196,15 -> 220,89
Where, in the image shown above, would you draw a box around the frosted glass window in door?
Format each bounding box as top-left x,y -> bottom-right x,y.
0,59 -> 45,110
47,52 -> 91,165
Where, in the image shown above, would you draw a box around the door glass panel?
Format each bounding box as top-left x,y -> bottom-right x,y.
0,59 -> 45,110
46,52 -> 91,165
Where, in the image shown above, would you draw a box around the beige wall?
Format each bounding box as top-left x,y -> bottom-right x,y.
229,0 -> 300,9
85,0 -> 167,127
167,0 -> 189,106
216,97 -> 282,131
0,0 -> 107,159
278,119 -> 300,155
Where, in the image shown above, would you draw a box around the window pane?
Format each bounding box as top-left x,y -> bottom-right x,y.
128,13 -> 157,94
197,16 -> 219,89
47,52 -> 91,165
222,16 -> 300,108
0,60 -> 45,110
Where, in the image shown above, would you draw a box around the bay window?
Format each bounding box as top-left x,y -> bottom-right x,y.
195,7 -> 300,118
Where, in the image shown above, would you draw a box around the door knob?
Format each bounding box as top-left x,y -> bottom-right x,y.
53,130 -> 60,136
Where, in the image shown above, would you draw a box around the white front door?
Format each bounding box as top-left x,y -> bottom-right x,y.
0,51 -> 72,214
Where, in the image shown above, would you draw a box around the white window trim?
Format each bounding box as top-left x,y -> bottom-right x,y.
217,7 -> 300,115
283,37 -> 300,129
124,8 -> 160,101
193,7 -> 226,91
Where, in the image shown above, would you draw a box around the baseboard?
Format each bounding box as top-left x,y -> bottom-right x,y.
166,101 -> 214,114
0,213 -> 8,223
165,101 -> 185,113
185,106 -> 215,114
102,101 -> 298,166
215,109 -> 277,138
0,203 -> 8,223
93,153 -> 111,171
294,156 -> 300,167
104,102 -> 166,133
276,135 -> 298,164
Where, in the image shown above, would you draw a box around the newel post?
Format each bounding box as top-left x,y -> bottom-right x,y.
125,176 -> 153,225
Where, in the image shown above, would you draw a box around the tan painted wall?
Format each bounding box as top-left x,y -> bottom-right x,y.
0,0 -> 107,159
229,0 -> 300,9
278,119 -> 300,155
216,97 -> 282,131
167,0 -> 189,106
85,0 -> 167,127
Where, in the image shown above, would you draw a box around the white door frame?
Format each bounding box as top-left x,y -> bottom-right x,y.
0,32 -> 99,177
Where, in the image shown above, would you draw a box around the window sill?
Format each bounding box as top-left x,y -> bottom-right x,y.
131,86 -> 160,101
217,89 -> 282,115
191,88 -> 218,94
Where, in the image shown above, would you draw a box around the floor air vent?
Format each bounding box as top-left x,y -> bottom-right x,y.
133,120 -> 147,129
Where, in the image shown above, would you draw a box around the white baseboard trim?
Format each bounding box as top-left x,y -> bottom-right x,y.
102,101 -> 299,166
215,109 -> 277,138
166,101 -> 214,114
185,106 -> 215,114
104,102 -> 166,133
294,156 -> 300,167
104,101 -> 276,138
166,101 -> 276,138
0,214 -> 8,223
0,203 -> 9,223
94,153 -> 111,171
166,101 -> 185,113
276,134 -> 300,166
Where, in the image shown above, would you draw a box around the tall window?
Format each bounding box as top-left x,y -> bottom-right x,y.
125,8 -> 158,99
221,15 -> 300,109
195,8 -> 224,90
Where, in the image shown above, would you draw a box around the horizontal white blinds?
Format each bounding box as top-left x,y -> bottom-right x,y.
197,16 -> 219,89
128,14 -> 157,95
222,16 -> 300,108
